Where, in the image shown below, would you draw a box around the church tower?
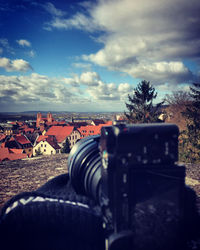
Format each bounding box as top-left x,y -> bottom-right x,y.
36,112 -> 42,127
47,112 -> 53,123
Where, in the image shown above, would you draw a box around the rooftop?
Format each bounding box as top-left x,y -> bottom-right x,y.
45,126 -> 74,143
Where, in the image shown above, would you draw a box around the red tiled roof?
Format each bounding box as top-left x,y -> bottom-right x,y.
17,122 -> 24,126
37,135 -> 48,143
14,135 -> 31,145
46,137 -> 61,150
78,122 -> 113,138
45,126 -> 74,143
0,134 -> 6,141
78,125 -> 101,138
0,148 -> 27,162
23,128 -> 35,133
57,121 -> 66,125
0,148 -> 9,161
105,121 -> 113,126
9,137 -> 15,142
9,148 -> 24,154
36,135 -> 61,150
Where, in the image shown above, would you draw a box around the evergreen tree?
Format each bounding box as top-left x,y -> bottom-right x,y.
61,138 -> 71,153
125,80 -> 164,123
35,147 -> 43,156
181,83 -> 200,162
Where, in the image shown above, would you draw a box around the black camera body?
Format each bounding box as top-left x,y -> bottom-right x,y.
99,124 -> 185,250
68,123 -> 186,250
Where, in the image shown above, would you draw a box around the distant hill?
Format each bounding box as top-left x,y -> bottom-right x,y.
0,113 -> 36,122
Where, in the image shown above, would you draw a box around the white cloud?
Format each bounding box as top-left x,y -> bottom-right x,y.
63,74 -> 80,87
82,35 -> 141,69
0,48 -> 3,54
63,71 -> 134,101
80,71 -> 100,86
87,81 -> 119,101
0,57 -> 33,72
72,62 -> 92,71
0,71 -> 168,112
12,59 -> 33,72
0,38 -> 15,54
43,2 -> 66,17
118,83 -> 133,99
127,61 -> 194,84
118,83 -> 132,93
46,14 -> 99,32
63,71 -> 101,86
16,39 -> 31,47
43,1 -> 100,32
0,74 -> 74,106
28,50 -> 36,58
54,87 -> 72,103
53,0 -> 200,85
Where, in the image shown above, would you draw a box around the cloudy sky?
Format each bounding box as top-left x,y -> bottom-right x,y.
0,0 -> 200,112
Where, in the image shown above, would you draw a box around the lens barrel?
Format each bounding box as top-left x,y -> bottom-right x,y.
68,135 -> 101,200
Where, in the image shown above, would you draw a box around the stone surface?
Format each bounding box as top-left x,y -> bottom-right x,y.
0,156 -> 199,213
0,154 -> 68,210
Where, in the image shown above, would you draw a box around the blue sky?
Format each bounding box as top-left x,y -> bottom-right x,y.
0,0 -> 200,112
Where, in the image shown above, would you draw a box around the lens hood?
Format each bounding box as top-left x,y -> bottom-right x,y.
68,135 -> 100,195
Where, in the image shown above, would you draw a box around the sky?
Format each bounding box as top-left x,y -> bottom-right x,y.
0,0 -> 200,112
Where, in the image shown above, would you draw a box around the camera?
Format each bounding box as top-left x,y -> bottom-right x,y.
68,123 -> 186,250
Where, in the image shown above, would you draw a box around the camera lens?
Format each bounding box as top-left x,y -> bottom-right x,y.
68,135 -> 101,200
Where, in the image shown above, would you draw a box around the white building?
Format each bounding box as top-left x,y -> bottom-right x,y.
33,136 -> 61,156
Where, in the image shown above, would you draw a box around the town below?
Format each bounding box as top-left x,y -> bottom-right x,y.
0,111 -> 125,162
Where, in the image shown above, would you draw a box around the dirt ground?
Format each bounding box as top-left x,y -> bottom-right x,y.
0,154 -> 68,211
0,155 -> 200,213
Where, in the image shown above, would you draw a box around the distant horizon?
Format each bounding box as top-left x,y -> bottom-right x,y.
0,110 -> 123,114
0,103 -> 170,114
